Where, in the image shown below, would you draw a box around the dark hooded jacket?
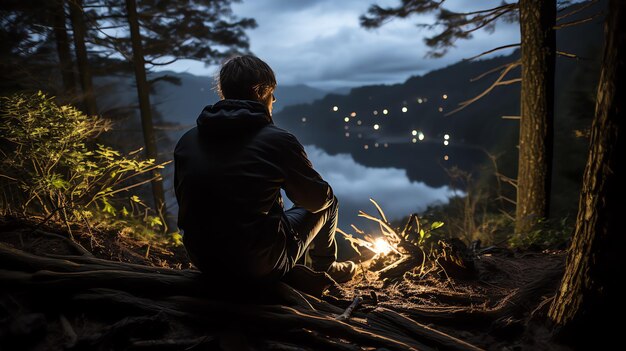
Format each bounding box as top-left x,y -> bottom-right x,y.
174,100 -> 333,280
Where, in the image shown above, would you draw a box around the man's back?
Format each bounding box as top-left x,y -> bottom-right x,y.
174,99 -> 333,278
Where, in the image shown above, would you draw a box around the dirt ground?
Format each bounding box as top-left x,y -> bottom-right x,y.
0,216 -> 567,350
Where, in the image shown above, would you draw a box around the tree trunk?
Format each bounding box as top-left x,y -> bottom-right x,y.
52,0 -> 77,95
125,0 -> 167,221
515,0 -> 556,234
548,0 -> 625,346
68,0 -> 98,116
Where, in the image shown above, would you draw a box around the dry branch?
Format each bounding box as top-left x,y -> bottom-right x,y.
371,307 -> 484,351
464,43 -> 520,62
446,62 -> 521,116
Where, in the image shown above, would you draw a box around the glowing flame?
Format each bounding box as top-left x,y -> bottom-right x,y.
372,238 -> 392,255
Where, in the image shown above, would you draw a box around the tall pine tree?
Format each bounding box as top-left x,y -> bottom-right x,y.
548,0 -> 625,346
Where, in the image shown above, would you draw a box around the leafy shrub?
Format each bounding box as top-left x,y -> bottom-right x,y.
0,92 -> 166,231
508,217 -> 573,249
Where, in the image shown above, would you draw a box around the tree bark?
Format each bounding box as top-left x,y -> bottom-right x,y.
548,0 -> 625,346
125,0 -> 167,219
515,0 -> 556,234
52,0 -> 77,95
68,0 -> 98,116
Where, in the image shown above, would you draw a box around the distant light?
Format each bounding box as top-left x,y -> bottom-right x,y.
417,98 -> 423,104
364,144 -> 369,150
373,124 -> 380,130
373,110 -> 378,115
412,138 -> 417,143
411,130 -> 418,136
444,155 -> 449,161
333,106 -> 339,112
382,109 -> 389,115
344,125 -> 349,130
384,143 -> 389,148
374,143 -> 379,148
345,132 -> 350,137
444,140 -> 449,146
418,132 -> 425,140
350,112 -> 357,117
344,117 -> 350,122
438,107 -> 444,112
444,134 -> 450,140
401,106 -> 408,113
442,94 -> 448,100
358,133 -> 362,138
301,117 -> 307,122
357,120 -> 362,125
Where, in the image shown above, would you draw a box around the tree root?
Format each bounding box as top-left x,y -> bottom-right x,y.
0,242 -> 494,350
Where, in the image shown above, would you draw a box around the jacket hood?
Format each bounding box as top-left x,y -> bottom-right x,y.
197,99 -> 271,136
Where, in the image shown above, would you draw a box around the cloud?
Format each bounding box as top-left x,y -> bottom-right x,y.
161,0 -> 520,89
283,146 -> 459,228
244,0 -> 521,89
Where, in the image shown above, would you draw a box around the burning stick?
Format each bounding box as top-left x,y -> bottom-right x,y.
336,296 -> 364,321
336,228 -> 400,256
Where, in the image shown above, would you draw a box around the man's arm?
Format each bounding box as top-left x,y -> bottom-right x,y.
280,133 -> 334,213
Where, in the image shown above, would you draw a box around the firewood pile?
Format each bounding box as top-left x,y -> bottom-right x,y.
338,199 -> 476,283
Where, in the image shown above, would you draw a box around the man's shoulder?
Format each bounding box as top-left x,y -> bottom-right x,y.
258,124 -> 301,145
174,126 -> 199,151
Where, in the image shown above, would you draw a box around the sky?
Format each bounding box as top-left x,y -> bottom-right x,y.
162,0 -> 520,90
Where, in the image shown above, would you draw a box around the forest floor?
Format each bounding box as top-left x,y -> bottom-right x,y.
0,216 -> 569,351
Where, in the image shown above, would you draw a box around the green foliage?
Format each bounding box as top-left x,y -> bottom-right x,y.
0,92 -> 167,231
397,213 -> 445,248
508,217 -> 573,249
169,231 -> 183,247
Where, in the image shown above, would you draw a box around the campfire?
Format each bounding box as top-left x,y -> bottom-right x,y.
337,199 -> 472,282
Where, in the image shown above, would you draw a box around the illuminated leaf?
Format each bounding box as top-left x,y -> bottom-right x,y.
431,221 -> 445,230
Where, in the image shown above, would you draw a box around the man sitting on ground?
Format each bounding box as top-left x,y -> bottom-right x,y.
174,55 -> 357,284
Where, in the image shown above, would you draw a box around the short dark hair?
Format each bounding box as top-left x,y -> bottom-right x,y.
217,55 -> 276,101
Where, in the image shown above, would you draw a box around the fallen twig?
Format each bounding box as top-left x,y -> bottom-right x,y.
336,296 -> 363,321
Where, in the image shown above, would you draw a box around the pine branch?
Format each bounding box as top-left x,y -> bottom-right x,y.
452,3 -> 518,17
470,60 -> 521,82
445,62 -> 521,116
557,51 -> 584,60
556,0 -> 598,21
464,43 -> 520,62
554,12 -> 602,29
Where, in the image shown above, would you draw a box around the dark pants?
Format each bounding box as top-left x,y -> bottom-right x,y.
283,196 -> 339,271
183,196 -> 339,284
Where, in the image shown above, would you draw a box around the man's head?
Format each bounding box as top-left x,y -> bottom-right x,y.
217,55 -> 277,115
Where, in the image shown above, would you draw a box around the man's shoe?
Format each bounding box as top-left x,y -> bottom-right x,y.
325,261 -> 357,283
